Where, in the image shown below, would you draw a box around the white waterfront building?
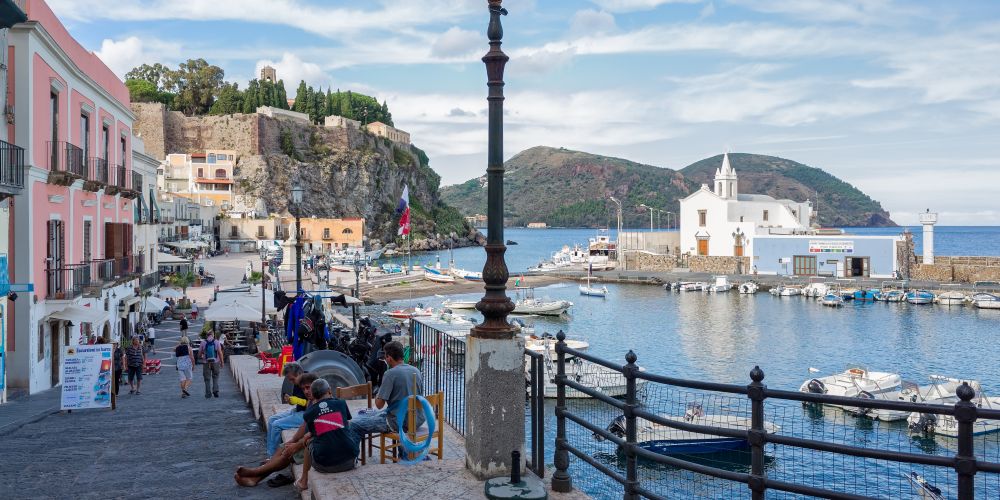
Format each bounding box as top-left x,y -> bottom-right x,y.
679,153 -> 813,257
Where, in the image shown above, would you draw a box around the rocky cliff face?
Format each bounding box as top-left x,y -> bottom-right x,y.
132,103 -> 480,249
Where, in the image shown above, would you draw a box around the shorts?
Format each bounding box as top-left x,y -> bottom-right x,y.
176,356 -> 193,381
147,338 -> 155,346
127,365 -> 143,382
310,452 -> 356,474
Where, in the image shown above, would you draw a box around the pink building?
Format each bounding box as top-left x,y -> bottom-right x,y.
4,0 -> 152,396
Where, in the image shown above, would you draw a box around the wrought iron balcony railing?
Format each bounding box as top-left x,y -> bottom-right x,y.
47,141 -> 87,178
0,139 -> 25,193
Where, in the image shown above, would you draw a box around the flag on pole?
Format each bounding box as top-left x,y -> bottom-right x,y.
396,186 -> 411,236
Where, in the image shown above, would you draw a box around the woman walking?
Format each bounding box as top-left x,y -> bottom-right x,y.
175,336 -> 195,398
126,337 -> 146,395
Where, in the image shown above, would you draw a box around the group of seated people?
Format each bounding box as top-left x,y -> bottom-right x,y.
235,340 -> 423,490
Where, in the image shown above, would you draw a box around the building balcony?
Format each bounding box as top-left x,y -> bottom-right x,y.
83,157 -> 108,192
46,141 -> 87,186
45,264 -> 88,300
0,139 -> 25,200
139,271 -> 160,292
116,166 -> 139,199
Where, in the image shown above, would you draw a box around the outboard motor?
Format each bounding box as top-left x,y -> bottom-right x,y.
806,379 -> 827,394
908,412 -> 937,434
596,414 -> 627,441
854,390 -> 875,416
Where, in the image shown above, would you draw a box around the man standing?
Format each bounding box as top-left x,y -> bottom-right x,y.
349,341 -> 423,441
200,332 -> 224,398
179,315 -> 189,338
126,337 -> 146,395
146,325 -> 156,355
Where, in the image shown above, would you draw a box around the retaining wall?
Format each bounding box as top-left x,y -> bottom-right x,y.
911,256 -> 1000,283
688,256 -> 751,274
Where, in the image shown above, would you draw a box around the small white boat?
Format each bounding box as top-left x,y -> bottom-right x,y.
705,275 -> 732,293
677,282 -> 705,292
802,281 -> 829,298
602,403 -> 779,455
738,282 -> 758,294
579,284 -> 608,297
536,356 -> 644,398
513,287 -> 572,316
908,386 -> 1000,436
442,299 -> 478,310
906,290 -> 935,305
800,368 -> 902,400
384,306 -> 435,320
971,293 -> 1000,309
779,286 -> 802,297
820,293 -> 844,307
523,334 -> 589,361
903,472 -> 945,500
424,272 -> 456,284
847,377 -> 970,421
935,290 -> 967,306
449,268 -> 483,281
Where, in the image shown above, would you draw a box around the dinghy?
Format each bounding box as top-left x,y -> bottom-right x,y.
384,306 -> 434,320
424,272 -> 455,284
441,299 -> 478,310
820,293 -> 844,307
579,264 -> 608,297
513,287 -> 572,316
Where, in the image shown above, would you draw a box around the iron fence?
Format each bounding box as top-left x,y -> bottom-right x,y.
408,318 -> 546,478
0,139 -> 25,190
551,330 -> 1000,499
139,271 -> 160,291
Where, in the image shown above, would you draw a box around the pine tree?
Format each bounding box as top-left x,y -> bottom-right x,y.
261,80 -> 274,110
303,85 -> 317,122
293,80 -> 308,112
381,100 -> 392,126
241,79 -> 260,114
340,91 -> 353,119
314,90 -> 327,123
276,80 -> 288,109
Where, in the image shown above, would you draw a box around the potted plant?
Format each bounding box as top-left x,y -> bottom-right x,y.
169,271 -> 197,319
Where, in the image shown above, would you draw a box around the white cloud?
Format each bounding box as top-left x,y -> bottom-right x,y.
589,0 -> 701,13
698,2 -> 716,20
94,36 -> 179,78
255,53 -> 332,91
570,9 -> 617,36
431,27 -> 481,58
725,0 -> 917,25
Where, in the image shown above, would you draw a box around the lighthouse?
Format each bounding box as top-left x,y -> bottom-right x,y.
919,209 -> 938,265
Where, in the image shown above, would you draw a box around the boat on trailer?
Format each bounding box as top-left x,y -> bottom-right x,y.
601,403 -> 780,455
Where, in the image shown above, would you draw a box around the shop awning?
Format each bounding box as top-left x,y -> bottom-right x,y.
157,252 -> 192,265
47,304 -> 106,324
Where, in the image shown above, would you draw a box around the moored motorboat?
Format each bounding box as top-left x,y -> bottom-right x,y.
800,368 -> 902,401
385,306 -> 435,320
678,282 -> 705,292
853,289 -> 878,302
820,293 -> 844,307
802,281 -> 829,298
847,376 -> 969,421
513,287 -> 572,316
441,299 -> 478,309
536,355 -> 643,398
876,290 -> 906,302
903,472 -> 945,500
906,290 -> 935,305
935,290 -> 967,306
601,403 -> 780,455
971,293 -> 1000,309
738,281 -> 758,294
523,334 -> 589,361
908,388 -> 1000,436
705,275 -> 732,293
779,286 -> 802,297
579,283 -> 608,297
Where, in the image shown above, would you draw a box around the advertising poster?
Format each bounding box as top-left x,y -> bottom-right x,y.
808,240 -> 854,253
60,344 -> 114,410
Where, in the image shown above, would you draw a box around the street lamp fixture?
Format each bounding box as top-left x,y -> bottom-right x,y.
290,181 -> 304,292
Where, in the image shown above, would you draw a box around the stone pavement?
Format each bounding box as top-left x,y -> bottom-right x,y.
0,316 -> 296,500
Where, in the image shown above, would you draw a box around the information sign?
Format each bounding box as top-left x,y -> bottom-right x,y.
60,344 -> 114,410
808,240 -> 854,253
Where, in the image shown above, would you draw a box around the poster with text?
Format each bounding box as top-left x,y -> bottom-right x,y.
60,344 -> 113,410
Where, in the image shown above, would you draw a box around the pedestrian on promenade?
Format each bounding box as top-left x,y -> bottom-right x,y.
175,336 -> 195,398
266,370 -> 315,458
146,325 -> 156,354
126,337 -> 146,395
112,340 -> 125,395
348,341 -> 423,441
179,315 -> 189,337
265,363 -> 306,456
200,332 -> 225,398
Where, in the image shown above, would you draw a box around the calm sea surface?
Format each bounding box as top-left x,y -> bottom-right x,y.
374,226 -> 1000,499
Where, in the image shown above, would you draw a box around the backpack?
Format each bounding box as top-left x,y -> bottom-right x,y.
203,340 -> 218,360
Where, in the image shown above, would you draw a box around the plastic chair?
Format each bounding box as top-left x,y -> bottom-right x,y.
257,352 -> 280,374
277,345 -> 294,375
379,391 -> 444,464
336,382 -> 374,464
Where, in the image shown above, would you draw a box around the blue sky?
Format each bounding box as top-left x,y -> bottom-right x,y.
49,0 -> 1000,225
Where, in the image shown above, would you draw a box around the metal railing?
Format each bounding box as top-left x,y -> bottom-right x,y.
132,172 -> 143,193
0,139 -> 25,190
551,330 -> 1000,499
115,165 -> 129,189
48,141 -> 86,178
88,157 -> 108,185
409,319 -> 546,478
139,271 -> 160,291
133,253 -> 145,275
45,264 -> 87,299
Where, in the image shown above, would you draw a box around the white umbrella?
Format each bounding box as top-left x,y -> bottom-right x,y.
233,290 -> 277,315
203,300 -> 263,323
144,296 -> 170,312
157,288 -> 184,299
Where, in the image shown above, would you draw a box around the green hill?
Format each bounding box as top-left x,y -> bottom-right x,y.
440,147 -> 896,228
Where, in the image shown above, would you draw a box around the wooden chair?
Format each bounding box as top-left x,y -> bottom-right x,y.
379,391 -> 444,464
336,382 -> 374,465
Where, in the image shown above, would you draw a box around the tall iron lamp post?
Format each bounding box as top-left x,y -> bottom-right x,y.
290,181 -> 304,292
352,251 -> 362,332
258,246 -> 270,351
466,0 -> 522,481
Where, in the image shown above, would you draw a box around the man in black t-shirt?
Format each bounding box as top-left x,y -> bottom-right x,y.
295,379 -> 357,489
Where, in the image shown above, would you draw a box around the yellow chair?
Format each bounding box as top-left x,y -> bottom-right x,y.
379,391 -> 444,464
336,382 -> 374,465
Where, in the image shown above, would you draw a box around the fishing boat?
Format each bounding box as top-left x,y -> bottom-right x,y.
903,472 -> 944,500
738,282 -> 758,294
704,275 -> 732,293
905,290 -> 935,305
935,290 -> 968,306
908,386 -> 1000,436
384,306 -> 434,320
512,287 -> 572,316
820,293 -> 844,307
441,299 -> 478,310
971,293 -> 1000,309
601,403 -> 780,455
840,288 -> 858,301
846,376 -> 970,421
424,272 -> 455,284
876,290 -> 906,302
800,367 -> 902,399
853,289 -> 878,302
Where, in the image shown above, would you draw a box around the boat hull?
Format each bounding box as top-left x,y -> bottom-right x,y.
636,438 -> 751,455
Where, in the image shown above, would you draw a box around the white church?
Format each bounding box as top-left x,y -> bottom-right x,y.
679,153 -> 814,257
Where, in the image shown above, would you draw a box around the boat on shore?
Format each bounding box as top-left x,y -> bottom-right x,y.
601,403 -> 779,455
449,268 -> 483,281
423,272 -> 455,284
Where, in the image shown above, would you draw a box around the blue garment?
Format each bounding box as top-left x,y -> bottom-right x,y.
266,407 -> 305,457
285,296 -> 306,359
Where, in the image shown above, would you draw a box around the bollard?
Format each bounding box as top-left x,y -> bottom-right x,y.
511,450 -> 521,484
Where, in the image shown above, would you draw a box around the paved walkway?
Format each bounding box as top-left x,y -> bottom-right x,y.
0,316 -> 295,500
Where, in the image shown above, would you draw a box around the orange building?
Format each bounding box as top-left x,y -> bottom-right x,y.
283,217 -> 364,253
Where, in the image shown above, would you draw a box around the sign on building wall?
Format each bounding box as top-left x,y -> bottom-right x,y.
808,240 -> 854,253
60,344 -> 114,410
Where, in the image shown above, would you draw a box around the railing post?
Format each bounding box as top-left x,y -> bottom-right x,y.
623,350 -> 639,500
552,330 -> 572,492
747,366 -> 767,500
954,382 -> 978,500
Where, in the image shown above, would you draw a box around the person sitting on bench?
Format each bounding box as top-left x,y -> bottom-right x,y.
294,378 -> 359,490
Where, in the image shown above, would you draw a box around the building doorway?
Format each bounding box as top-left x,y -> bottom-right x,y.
846,257 -> 869,277
697,238 -> 709,256
50,322 -> 61,387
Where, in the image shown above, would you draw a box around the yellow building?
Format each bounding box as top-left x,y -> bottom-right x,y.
158,150 -> 237,210
364,121 -> 411,145
220,217 -> 281,252
284,217 -> 364,253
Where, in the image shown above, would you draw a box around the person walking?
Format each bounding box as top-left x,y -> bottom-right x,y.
179,315 -> 189,338
126,337 -> 146,395
112,340 -> 125,396
146,325 -> 156,355
175,336 -> 195,398
200,332 -> 225,398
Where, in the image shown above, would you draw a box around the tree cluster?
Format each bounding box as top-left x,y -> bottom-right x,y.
290,83 -> 393,126
126,59 -> 226,115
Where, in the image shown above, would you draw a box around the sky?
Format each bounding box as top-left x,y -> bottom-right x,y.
48,0 -> 1000,225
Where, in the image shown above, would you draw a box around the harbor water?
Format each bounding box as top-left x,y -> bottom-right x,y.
373,226 -> 1000,499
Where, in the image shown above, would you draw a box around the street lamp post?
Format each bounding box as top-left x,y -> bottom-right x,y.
291,181 -> 304,292
352,251 -> 362,332
258,247 -> 270,352
639,203 -> 654,231
609,196 -> 623,264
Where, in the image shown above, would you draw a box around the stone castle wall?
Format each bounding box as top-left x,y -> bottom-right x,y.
688,256 -> 751,274
132,102 -> 260,158
911,256 -> 1000,283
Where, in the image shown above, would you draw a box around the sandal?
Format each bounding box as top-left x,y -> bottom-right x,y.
266,474 -> 294,488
